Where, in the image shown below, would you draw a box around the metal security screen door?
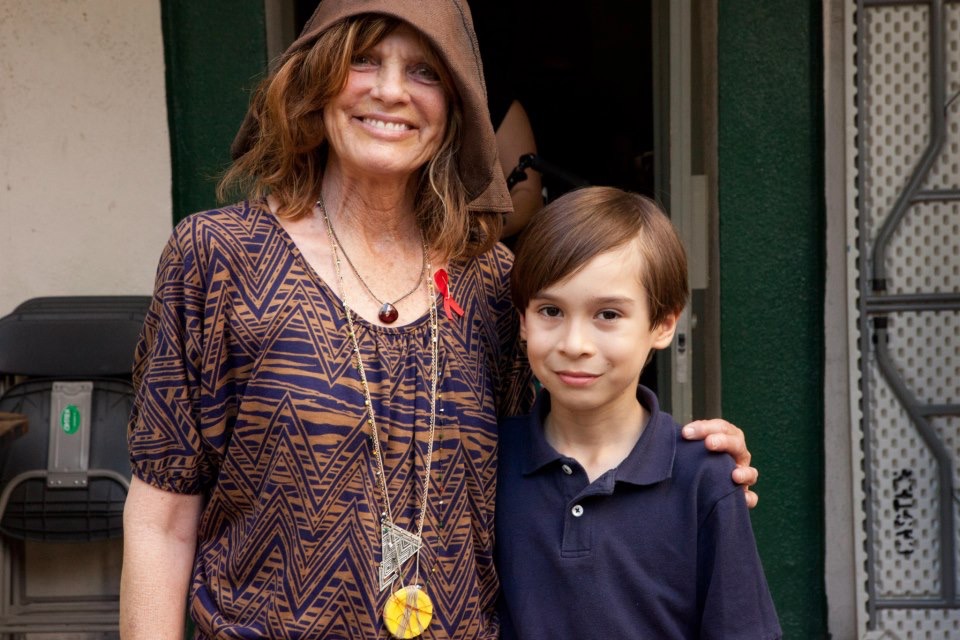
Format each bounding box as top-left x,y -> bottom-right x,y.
851,0 -> 960,636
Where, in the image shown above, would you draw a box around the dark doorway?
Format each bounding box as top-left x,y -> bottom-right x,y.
471,2 -> 655,200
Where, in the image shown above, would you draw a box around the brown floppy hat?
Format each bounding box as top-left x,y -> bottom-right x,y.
230,0 -> 512,214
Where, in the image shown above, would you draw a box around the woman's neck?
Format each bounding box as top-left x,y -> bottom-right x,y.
320,162 -> 421,244
267,157 -> 441,327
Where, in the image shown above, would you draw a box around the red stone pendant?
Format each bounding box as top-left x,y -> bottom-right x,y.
378,303 -> 399,324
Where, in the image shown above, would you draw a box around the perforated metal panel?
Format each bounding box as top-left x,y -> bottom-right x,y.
875,609 -> 960,637
852,0 -> 960,637
888,314 -> 960,404
870,375 -> 941,597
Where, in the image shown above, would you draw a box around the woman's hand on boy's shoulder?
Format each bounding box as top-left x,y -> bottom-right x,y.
681,419 -> 759,509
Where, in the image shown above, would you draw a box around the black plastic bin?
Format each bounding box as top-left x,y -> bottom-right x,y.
0,296 -> 150,541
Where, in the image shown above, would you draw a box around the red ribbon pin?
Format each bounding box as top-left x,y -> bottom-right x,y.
434,269 -> 464,321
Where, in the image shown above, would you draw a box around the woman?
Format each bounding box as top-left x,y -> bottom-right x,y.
120,1 -> 756,638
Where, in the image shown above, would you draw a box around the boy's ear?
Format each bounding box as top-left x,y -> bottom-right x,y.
519,312 -> 528,341
651,312 -> 680,350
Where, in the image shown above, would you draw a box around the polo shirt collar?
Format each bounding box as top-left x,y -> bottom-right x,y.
520,385 -> 676,487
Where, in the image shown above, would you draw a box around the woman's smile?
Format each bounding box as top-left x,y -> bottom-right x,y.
358,116 -> 414,132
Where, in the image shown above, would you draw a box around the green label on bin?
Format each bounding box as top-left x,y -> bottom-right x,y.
60,405 -> 80,434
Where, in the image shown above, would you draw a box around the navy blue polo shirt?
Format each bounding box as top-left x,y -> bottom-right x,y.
495,386 -> 781,639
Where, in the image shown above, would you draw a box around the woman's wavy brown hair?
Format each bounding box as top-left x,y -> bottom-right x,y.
218,14 -> 501,260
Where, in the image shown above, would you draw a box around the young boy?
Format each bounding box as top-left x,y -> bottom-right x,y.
496,187 -> 781,639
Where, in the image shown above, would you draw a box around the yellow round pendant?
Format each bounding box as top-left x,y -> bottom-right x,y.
383,585 -> 434,639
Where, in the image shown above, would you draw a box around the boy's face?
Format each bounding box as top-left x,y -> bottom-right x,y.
520,242 -> 678,417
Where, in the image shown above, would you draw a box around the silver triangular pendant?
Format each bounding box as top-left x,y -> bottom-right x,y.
378,521 -> 422,591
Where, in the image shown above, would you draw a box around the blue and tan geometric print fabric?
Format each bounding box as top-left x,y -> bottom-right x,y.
128,201 -> 532,638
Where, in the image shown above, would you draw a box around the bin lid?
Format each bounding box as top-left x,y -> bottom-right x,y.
0,296 -> 151,377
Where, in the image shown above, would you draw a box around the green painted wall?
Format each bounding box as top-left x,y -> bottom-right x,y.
161,0 -> 267,223
717,2 -> 827,637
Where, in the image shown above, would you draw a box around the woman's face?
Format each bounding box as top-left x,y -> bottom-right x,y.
323,23 -> 450,184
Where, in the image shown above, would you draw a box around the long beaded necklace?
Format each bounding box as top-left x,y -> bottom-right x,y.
322,204 -> 439,639
317,198 -> 426,324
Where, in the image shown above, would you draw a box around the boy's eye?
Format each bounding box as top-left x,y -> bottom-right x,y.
537,305 -> 562,318
409,63 -> 441,83
597,310 -> 621,321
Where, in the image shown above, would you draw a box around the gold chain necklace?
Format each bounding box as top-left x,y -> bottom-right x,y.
322,204 -> 439,639
317,198 -> 426,324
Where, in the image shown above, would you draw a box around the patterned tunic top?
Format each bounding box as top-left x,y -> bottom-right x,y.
128,201 -> 532,639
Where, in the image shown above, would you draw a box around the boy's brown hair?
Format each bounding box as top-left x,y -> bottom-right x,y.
511,186 -> 689,329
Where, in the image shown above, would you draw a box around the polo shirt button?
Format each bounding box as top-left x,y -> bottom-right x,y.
571,504 -> 584,517
561,464 -> 573,475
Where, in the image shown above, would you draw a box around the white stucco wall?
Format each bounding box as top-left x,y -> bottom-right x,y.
0,0 -> 172,318
0,2 -> 171,625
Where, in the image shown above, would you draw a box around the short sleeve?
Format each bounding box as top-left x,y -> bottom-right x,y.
698,490 -> 782,639
128,217 -> 216,494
